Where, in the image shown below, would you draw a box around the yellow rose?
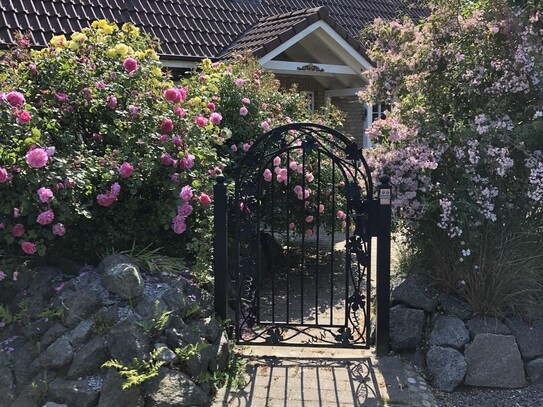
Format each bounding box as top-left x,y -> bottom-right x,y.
151,67 -> 162,77
68,40 -> 79,51
106,48 -> 117,57
71,32 -> 87,43
50,35 -> 67,48
114,43 -> 129,57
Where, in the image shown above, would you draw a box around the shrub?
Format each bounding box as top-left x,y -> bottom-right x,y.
0,21 -> 343,280
360,0 -> 543,316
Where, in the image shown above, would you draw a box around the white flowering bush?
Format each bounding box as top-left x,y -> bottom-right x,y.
360,0 -> 543,315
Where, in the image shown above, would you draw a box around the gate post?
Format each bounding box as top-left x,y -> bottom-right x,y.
213,175 -> 228,321
376,175 -> 392,356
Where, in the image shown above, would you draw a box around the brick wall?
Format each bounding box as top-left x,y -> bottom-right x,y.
275,74 -> 326,110
331,95 -> 365,146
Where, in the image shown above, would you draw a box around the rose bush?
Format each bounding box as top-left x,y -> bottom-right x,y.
360,0 -> 543,315
0,21 -> 344,279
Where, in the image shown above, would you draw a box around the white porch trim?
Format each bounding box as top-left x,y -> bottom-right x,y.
264,61 -> 358,75
324,87 -> 364,98
161,60 -> 197,69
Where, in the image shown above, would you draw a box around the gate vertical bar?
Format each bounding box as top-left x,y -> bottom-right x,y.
376,175 -> 391,356
214,175 -> 228,321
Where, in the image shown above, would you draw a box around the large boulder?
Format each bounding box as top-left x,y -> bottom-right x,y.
389,306 -> 426,351
505,318 -> 543,360
391,276 -> 438,312
143,368 -> 209,407
466,317 -> 511,340
98,369 -> 144,407
61,289 -> 103,328
464,334 -> 526,388
67,336 -> 108,379
47,378 -> 100,407
525,357 -> 543,383
426,346 -> 467,392
108,316 -> 150,365
430,315 -> 470,349
98,254 -> 144,300
40,335 -> 73,370
440,294 -> 473,320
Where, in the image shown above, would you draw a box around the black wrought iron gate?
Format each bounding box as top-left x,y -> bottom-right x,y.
214,123 -> 391,352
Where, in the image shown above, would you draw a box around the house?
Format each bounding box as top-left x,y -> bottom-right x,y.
0,0 -> 426,146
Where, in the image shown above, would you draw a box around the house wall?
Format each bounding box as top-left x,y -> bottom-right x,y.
275,74 -> 326,110
330,95 -> 365,146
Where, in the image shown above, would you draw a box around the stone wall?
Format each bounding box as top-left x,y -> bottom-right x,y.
389,276 -> 543,392
0,256 -> 229,407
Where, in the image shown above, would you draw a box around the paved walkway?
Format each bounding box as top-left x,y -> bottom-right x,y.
212,346 -> 438,407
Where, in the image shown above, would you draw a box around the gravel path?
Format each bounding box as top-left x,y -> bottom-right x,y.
433,382 -> 543,407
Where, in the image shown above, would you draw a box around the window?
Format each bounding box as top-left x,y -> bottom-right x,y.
301,91 -> 315,114
371,103 -> 390,122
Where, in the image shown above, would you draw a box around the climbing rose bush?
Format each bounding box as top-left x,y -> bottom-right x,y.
0,21 -> 341,277
360,0 -> 543,311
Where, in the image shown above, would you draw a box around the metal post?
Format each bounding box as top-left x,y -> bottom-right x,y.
376,175 -> 392,356
213,175 -> 228,321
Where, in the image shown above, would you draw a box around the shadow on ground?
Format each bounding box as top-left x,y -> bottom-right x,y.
213,351 -> 424,407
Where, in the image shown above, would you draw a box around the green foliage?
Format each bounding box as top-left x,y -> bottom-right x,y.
136,310 -> 172,338
102,347 -> 166,389
37,306 -> 63,320
174,341 -> 210,362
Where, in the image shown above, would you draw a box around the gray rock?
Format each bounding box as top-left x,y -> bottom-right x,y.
155,343 -> 178,364
99,254 -> 143,300
143,368 -> 209,406
162,287 -> 190,315
47,378 -> 100,407
187,317 -> 221,343
108,316 -> 150,365
21,319 -> 55,342
61,289 -> 103,328
464,334 -> 526,388
182,343 -> 214,378
40,335 -> 73,370
0,366 -> 16,407
209,331 -> 230,373
426,346 -> 467,392
43,403 -> 68,407
69,319 -> 94,350
440,294 -> 473,320
505,318 -> 543,360
67,336 -> 108,379
165,325 -> 201,349
10,339 -> 40,387
98,369 -> 144,407
135,295 -> 168,321
40,323 -> 68,349
467,317 -> 511,339
430,315 -> 470,349
391,276 -> 438,312
526,357 -> 543,382
390,306 -> 426,351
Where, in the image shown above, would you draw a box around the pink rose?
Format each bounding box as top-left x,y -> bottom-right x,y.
234,78 -> 244,87
37,187 -> 54,203
207,102 -> 215,111
289,222 -> 295,230
263,169 -> 272,182
16,110 -> 32,124
337,210 -> 346,220
241,98 -> 250,105
172,215 -> 186,234
180,185 -> 193,202
242,143 -> 251,152
174,107 -> 186,117
0,168 -> 9,183
209,112 -> 222,125
306,172 -> 314,182
273,156 -> 281,166
230,144 -> 238,152
55,92 -> 68,102
289,161 -> 297,171
6,91 -> 25,107
21,241 -> 36,255
194,115 -> 208,128
52,223 -> 66,236
178,87 -> 187,100
319,204 -> 325,213
306,216 -> 314,223
0,271 -> 5,281
106,95 -> 117,109
26,148 -> 49,168
11,224 -> 25,237
199,193 -> 211,207
239,106 -> 248,116
118,162 -> 134,178
178,203 -> 193,217
261,121 -> 270,131
161,153 -> 174,166
37,209 -> 54,225
164,88 -> 182,103
97,193 -> 117,207
110,182 -> 121,196
305,229 -> 313,237
161,118 -> 174,133
123,57 -> 138,73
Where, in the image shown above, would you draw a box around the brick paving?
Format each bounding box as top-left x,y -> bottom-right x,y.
213,347 -> 438,407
